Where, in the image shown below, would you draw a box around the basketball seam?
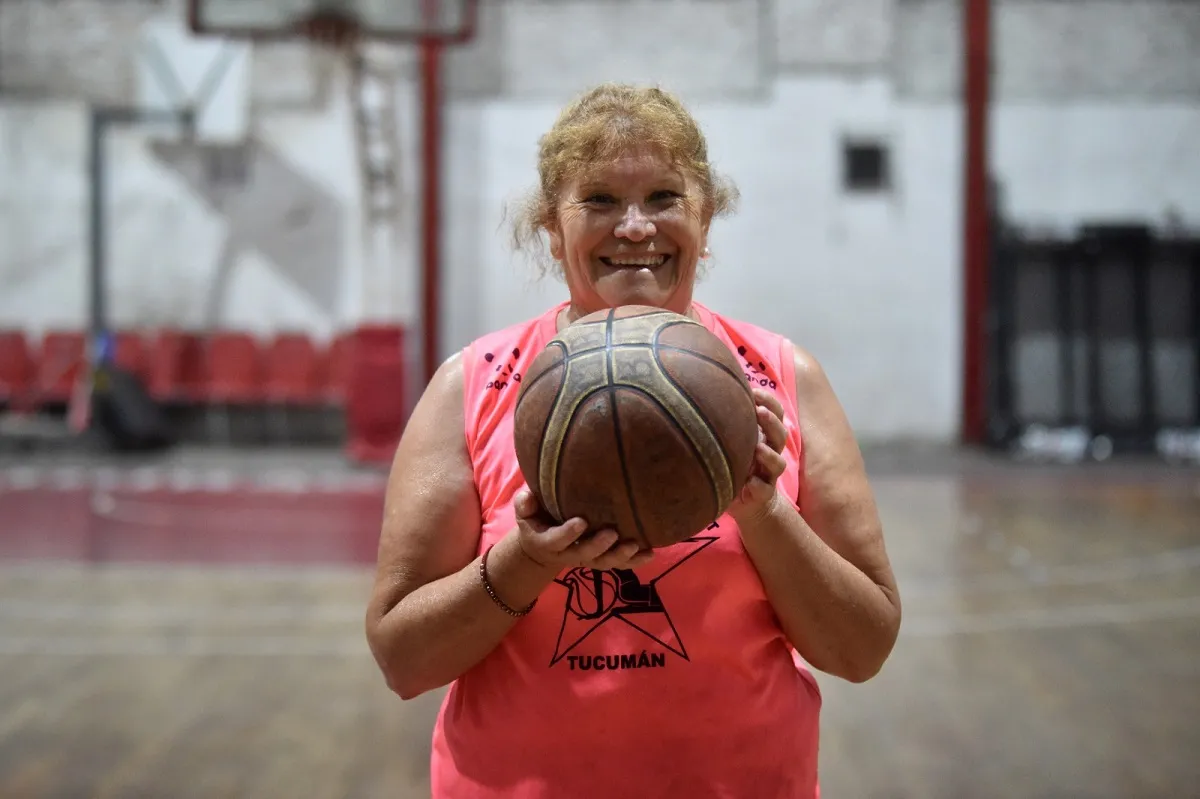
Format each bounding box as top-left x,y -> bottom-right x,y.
544,364 -> 595,522
521,314 -> 721,399
533,340 -> 569,517
609,382 -> 722,533
524,312 -> 742,541
656,319 -> 747,385
518,342 -> 742,398
650,340 -> 726,519
656,345 -> 745,385
564,309 -> 676,331
517,343 -> 584,397
605,309 -> 649,550
514,339 -> 564,419
548,384 -> 585,524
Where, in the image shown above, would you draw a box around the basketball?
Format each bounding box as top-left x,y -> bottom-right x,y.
513,305 -> 761,549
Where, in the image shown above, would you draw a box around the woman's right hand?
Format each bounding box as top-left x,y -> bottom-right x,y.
513,489 -> 654,572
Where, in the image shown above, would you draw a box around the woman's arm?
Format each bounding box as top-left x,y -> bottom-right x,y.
364,352 -> 653,700
363,353 -> 560,700
732,345 -> 901,683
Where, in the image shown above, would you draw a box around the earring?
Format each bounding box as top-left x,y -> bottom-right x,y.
701,246 -> 711,259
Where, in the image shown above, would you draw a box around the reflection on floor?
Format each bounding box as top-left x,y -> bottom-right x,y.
0,447 -> 1197,798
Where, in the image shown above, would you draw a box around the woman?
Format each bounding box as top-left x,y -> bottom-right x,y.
365,83 -> 901,798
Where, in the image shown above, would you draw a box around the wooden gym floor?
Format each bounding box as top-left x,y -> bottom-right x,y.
0,447 -> 1198,798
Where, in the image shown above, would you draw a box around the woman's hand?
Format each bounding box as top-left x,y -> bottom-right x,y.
728,387 -> 790,524
513,489 -> 654,571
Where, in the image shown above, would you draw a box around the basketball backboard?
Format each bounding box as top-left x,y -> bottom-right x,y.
187,0 -> 479,43
137,15 -> 253,145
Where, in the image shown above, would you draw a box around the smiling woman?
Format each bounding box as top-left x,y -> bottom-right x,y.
364,82 -> 902,799
512,85 -> 738,315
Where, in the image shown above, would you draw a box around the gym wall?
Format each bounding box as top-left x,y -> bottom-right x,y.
1,0 -> 1198,441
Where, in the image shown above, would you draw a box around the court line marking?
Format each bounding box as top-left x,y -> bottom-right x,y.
898,546 -> 1200,598
0,465 -> 388,494
0,635 -> 370,657
0,543 -> 1198,598
0,599 -> 365,624
901,596 -> 1200,637
85,494 -> 372,527
0,562 -> 372,581
0,597 -> 1197,656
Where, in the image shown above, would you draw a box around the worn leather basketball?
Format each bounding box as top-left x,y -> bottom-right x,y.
513,305 -> 760,549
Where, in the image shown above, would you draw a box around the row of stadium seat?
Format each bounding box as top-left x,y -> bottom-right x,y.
0,329 -> 353,412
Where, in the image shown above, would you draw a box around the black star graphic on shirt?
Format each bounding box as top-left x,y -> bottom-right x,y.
549,534 -> 718,667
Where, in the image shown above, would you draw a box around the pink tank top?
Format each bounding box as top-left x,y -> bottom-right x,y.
430,300 -> 822,798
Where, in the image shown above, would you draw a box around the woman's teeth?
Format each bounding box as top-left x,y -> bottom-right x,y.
601,255 -> 669,268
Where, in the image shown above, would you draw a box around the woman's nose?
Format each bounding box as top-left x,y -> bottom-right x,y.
614,205 -> 656,241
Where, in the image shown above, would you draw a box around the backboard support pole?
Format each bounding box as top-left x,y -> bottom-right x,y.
88,106 -> 196,351
81,105 -> 194,438
419,33 -> 443,388
961,0 -> 992,446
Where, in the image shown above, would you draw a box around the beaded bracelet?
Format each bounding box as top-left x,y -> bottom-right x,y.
480,544 -> 537,617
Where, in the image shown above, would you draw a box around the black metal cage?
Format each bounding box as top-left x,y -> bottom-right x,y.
987,219 -> 1200,459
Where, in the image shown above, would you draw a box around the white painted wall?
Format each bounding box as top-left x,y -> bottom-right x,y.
443,78 -> 962,439
0,97 -> 362,340
2,0 -> 1199,441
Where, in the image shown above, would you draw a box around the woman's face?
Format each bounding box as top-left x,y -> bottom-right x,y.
548,148 -> 710,318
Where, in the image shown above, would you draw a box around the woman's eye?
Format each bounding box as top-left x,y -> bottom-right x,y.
649,190 -> 680,203
585,194 -> 615,204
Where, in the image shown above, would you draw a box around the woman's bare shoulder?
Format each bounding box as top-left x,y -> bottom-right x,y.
370,352 -> 482,608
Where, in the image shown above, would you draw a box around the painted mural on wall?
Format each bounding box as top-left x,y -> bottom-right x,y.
147,139 -> 345,325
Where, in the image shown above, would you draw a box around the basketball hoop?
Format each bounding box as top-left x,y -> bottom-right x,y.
187,0 -> 479,45
185,0 -> 481,400
296,10 -> 362,50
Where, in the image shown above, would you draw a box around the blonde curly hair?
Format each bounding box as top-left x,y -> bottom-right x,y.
509,83 -> 739,276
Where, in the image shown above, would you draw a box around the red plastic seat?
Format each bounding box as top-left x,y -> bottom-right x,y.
147,330 -> 206,403
0,331 -> 33,406
323,332 -> 353,405
36,331 -> 86,404
205,332 -> 263,405
112,331 -> 148,381
264,333 -> 321,405
344,325 -> 407,464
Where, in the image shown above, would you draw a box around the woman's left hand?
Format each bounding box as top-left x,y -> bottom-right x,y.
727,387 -> 790,524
